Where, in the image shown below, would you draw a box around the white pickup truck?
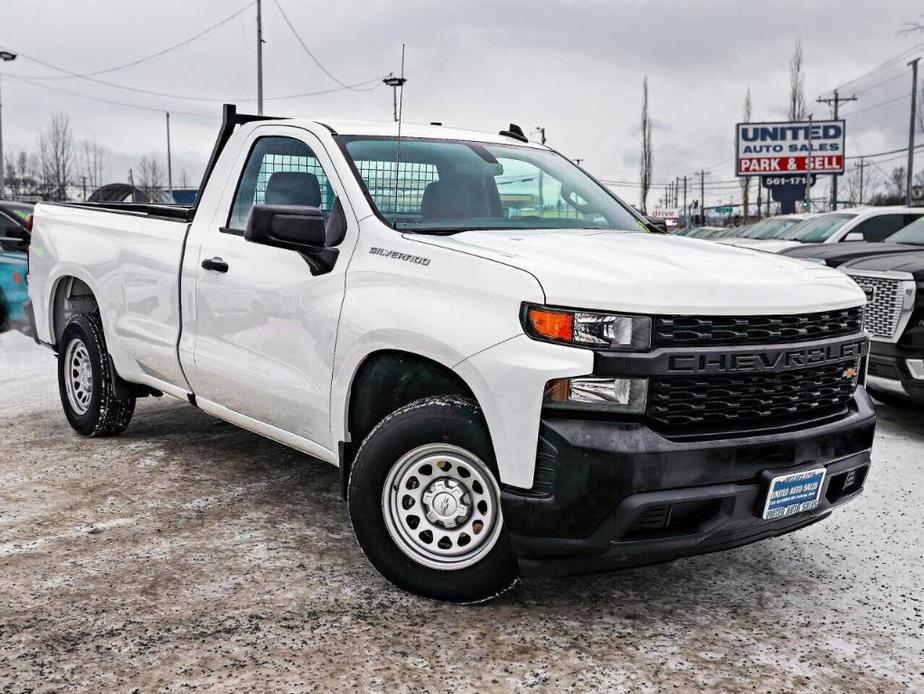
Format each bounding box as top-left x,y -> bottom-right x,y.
26,106 -> 876,602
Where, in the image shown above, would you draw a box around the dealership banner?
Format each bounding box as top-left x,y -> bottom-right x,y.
736,120 -> 845,176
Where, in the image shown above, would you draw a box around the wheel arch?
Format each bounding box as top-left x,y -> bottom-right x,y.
48,272 -> 100,349
337,348 -> 487,498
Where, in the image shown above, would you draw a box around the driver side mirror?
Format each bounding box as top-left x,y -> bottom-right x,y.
844,232 -> 864,242
245,204 -> 339,275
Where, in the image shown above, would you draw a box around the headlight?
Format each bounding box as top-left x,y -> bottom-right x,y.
544,376 -> 649,413
523,304 -> 652,351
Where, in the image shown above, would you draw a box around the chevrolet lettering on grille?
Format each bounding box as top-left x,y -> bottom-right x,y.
666,340 -> 866,374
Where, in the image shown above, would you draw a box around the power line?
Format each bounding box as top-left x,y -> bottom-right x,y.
822,41 -> 924,96
1,2 -> 255,81
5,52 -> 383,103
845,142 -> 924,160
840,92 -> 910,117
10,77 -> 215,119
851,70 -> 908,96
271,0 -> 379,92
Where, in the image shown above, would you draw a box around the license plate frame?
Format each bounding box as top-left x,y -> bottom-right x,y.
762,467 -> 826,520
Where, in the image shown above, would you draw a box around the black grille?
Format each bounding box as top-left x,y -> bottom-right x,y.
647,359 -> 860,429
653,307 -> 864,347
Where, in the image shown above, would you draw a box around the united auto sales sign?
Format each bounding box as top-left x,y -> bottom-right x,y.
736,120 -> 845,176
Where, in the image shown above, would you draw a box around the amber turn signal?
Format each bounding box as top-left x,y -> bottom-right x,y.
526,307 -> 573,342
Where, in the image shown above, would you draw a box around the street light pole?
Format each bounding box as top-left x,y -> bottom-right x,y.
0,51 -> 17,199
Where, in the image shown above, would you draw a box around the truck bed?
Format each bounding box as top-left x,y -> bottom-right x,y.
52,201 -> 194,222
28,201 -> 192,396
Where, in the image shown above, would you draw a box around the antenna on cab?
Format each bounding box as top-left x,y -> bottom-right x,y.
392,44 -> 406,230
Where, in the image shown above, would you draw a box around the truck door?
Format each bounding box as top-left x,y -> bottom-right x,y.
183,128 -> 356,454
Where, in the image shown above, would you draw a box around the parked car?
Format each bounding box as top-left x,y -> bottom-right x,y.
26,106 -> 875,602
0,201 -> 32,330
780,214 -> 924,267
842,251 -> 924,407
0,200 -> 33,251
0,247 -> 28,330
740,207 -> 924,255
716,214 -> 815,248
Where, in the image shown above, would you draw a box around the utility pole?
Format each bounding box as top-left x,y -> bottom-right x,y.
908,58 -> 920,205
256,0 -> 264,115
165,112 -> 174,200
81,176 -> 87,201
574,158 -> 584,166
0,51 -> 16,198
805,114 -> 813,212
128,169 -> 137,203
682,175 -> 688,227
816,89 -> 856,210
696,170 -> 709,224
856,158 -> 867,205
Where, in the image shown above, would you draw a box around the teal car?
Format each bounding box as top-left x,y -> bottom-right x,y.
0,202 -> 33,330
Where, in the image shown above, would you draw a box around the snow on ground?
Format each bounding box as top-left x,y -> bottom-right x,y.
0,329 -> 922,692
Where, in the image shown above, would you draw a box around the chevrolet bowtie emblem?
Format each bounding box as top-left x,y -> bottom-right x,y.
842,367 -> 858,380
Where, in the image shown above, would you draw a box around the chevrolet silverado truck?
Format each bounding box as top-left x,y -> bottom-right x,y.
26,106 -> 876,602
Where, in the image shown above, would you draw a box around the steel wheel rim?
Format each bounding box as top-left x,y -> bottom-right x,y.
382,443 -> 503,571
64,338 -> 93,415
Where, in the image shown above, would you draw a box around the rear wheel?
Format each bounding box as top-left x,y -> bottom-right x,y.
57,313 -> 135,436
348,396 -> 518,603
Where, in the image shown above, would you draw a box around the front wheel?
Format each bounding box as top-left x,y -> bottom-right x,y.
348,396 -> 518,603
57,313 -> 136,436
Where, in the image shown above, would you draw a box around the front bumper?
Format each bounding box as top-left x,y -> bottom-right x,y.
866,341 -> 924,403
501,389 -> 876,577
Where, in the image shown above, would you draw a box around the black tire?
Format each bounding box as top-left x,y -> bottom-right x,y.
57,313 -> 136,436
348,396 -> 519,603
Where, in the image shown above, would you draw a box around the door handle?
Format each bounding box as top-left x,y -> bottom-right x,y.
201,257 -> 229,273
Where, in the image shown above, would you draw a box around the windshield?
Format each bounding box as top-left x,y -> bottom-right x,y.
739,217 -> 801,239
886,217 -> 924,244
781,213 -> 856,242
337,136 -> 644,233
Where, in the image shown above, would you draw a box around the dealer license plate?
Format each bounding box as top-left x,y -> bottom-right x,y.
762,468 -> 826,520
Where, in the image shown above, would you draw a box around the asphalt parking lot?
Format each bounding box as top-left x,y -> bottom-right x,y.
1,329 -> 922,692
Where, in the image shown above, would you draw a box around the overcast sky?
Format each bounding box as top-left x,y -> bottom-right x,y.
1,0 -> 922,207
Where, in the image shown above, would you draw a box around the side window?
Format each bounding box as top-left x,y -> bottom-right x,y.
227,136 -> 335,231
850,215 -> 906,242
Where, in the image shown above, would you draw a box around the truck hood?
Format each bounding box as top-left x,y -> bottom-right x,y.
780,242 -> 924,267
715,238 -> 804,253
412,229 -> 865,314
843,249 -> 924,279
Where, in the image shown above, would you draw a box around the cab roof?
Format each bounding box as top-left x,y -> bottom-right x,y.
283,118 -> 548,147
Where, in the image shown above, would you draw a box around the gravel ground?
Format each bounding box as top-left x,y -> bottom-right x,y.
1,330 -> 922,693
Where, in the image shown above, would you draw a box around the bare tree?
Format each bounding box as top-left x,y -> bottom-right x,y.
81,138 -> 109,192
137,156 -> 165,201
3,150 -> 40,199
38,112 -> 75,201
740,88 -> 753,222
888,166 -> 906,198
788,39 -> 808,121
639,76 -> 653,213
